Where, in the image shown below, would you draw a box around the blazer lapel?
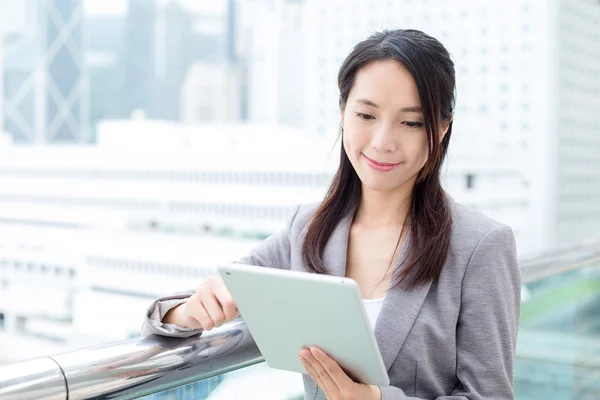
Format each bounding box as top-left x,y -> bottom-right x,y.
321,210 -> 354,277
373,231 -> 432,371
321,210 -> 433,372
374,276 -> 433,371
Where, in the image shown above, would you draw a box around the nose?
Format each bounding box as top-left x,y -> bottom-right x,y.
370,123 -> 397,153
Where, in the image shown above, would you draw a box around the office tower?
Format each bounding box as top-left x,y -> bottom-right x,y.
2,0 -> 88,144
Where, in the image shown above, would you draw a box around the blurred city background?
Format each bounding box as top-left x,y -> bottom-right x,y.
0,0 -> 599,399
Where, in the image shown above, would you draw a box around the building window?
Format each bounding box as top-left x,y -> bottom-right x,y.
466,174 -> 475,190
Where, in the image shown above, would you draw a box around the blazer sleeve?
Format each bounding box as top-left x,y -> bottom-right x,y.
141,205 -> 302,337
380,224 -> 521,400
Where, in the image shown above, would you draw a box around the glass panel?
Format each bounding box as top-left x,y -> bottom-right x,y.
138,363 -> 304,400
515,263 -> 600,400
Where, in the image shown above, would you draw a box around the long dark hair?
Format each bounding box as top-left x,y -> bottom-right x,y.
302,29 -> 455,290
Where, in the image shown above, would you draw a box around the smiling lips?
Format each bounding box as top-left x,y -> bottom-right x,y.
362,153 -> 402,172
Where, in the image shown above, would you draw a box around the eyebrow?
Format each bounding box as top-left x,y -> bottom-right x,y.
356,98 -> 423,113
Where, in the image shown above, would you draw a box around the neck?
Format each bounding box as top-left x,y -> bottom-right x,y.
353,182 -> 413,230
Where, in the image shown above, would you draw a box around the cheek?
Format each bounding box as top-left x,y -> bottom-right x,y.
343,119 -> 370,152
342,126 -> 361,156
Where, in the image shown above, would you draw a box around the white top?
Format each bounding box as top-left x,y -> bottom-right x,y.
362,297 -> 385,330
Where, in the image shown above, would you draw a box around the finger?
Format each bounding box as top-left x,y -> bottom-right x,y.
198,288 -> 226,328
311,347 -> 354,388
301,358 -> 332,398
183,312 -> 204,329
300,354 -> 333,399
301,349 -> 338,395
187,296 -> 214,330
212,280 -> 238,321
175,303 -> 203,329
300,357 -> 317,378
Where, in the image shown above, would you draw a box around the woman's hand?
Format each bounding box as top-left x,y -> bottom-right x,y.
163,276 -> 240,330
299,346 -> 381,400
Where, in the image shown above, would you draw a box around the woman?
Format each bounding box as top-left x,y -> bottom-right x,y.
142,29 -> 521,400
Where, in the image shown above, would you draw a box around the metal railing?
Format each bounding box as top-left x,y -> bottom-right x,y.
0,319 -> 263,400
519,241 -> 600,283
1,241 -> 600,400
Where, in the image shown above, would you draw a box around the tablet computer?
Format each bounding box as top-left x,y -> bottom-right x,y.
217,263 -> 390,387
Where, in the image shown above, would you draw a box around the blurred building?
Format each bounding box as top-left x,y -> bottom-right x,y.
1,0 -> 89,144
180,62 -> 241,123
86,14 -> 125,140
552,0 -> 600,251
122,0 -> 157,119
0,121 -> 332,361
236,0 -> 305,127
225,0 -> 237,64
0,217 -> 262,361
122,0 -> 233,122
155,1 -> 195,121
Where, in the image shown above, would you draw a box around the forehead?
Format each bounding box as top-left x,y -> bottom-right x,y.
348,59 -> 421,107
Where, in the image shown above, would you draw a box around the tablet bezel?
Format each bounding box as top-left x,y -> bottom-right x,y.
218,263 -> 390,387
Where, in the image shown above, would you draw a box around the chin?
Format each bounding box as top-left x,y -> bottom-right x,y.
359,171 -> 414,192
362,181 -> 401,193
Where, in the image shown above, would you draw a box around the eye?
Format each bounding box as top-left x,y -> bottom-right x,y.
355,112 -> 375,121
403,121 -> 424,128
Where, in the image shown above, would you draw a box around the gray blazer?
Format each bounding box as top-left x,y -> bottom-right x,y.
142,197 -> 521,400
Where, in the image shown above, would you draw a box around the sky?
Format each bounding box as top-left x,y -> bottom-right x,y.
83,0 -> 226,16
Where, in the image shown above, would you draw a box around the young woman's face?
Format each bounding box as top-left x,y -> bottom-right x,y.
342,59 -> 430,193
